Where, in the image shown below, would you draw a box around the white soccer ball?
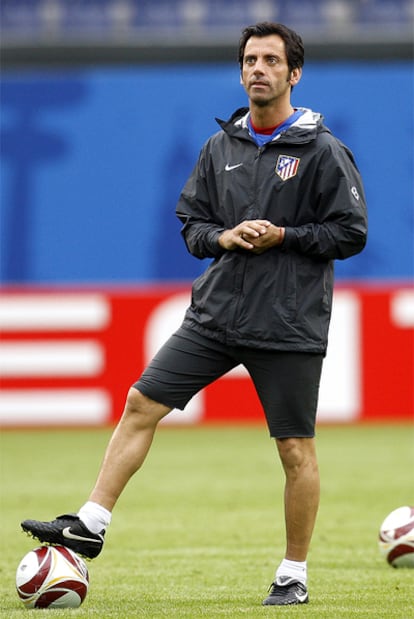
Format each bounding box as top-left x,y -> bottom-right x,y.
378,506 -> 414,567
16,545 -> 89,608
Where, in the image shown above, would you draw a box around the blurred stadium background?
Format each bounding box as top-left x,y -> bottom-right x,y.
0,0 -> 413,428
1,0 -> 413,54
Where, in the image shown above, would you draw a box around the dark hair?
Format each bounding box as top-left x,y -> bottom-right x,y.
238,22 -> 304,73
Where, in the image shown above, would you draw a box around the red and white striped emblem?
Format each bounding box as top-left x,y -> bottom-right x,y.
275,155 -> 300,181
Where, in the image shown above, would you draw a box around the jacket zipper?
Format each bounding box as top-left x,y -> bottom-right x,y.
227,145 -> 266,339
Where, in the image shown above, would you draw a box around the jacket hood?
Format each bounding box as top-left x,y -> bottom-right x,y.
216,107 -> 328,144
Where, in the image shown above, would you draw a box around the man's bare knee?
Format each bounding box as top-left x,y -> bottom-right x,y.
275,437 -> 317,476
123,387 -> 171,427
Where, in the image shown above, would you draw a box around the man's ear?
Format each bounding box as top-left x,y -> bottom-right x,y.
289,67 -> 302,87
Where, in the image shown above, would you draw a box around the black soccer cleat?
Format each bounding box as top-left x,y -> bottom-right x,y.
262,576 -> 309,606
21,513 -> 105,559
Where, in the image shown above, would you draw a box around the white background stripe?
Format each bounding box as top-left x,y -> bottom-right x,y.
391,290 -> 414,327
0,341 -> 104,377
0,389 -> 111,425
0,294 -> 110,331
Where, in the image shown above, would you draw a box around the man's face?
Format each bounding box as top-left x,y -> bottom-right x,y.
241,34 -> 299,107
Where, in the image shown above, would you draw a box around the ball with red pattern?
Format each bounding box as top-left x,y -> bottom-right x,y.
378,506 -> 414,567
16,545 -> 89,608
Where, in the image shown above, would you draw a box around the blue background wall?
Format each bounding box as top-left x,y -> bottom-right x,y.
1,62 -> 413,284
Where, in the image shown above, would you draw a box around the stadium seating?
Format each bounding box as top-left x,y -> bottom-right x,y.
1,0 -> 412,42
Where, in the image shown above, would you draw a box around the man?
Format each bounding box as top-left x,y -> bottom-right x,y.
21,22 -> 367,606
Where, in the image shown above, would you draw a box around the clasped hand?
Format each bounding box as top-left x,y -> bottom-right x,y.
219,219 -> 285,254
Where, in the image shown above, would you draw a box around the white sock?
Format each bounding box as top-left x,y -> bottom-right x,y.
276,558 -> 307,585
77,501 -> 112,534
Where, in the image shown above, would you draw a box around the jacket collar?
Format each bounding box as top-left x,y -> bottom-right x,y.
217,107 -> 325,144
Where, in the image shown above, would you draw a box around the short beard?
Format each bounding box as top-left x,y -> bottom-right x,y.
250,94 -> 275,108
252,97 -> 272,108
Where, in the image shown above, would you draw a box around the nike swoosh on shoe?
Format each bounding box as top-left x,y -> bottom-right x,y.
295,590 -> 309,603
62,527 -> 103,544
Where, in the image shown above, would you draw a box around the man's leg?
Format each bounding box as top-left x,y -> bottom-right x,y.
88,387 -> 171,511
262,436 -> 319,605
276,437 -> 320,562
21,327 -> 236,558
21,388 -> 171,558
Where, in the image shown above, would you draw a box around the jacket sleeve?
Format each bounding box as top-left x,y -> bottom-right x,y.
282,139 -> 368,260
176,148 -> 226,259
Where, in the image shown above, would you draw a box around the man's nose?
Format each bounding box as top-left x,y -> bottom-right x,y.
252,58 -> 265,73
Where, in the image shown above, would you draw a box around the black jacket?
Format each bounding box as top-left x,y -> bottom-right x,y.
176,107 -> 368,353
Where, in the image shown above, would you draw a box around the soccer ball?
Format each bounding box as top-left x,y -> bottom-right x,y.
378,506 -> 414,567
16,545 -> 89,608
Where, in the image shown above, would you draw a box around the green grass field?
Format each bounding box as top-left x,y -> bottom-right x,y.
1,424 -> 413,618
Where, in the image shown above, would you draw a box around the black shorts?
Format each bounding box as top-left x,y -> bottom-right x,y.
134,326 -> 323,438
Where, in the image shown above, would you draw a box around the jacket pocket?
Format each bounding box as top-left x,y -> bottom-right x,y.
271,255 -> 297,320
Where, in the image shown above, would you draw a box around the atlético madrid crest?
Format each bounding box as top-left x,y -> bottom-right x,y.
275,155 -> 300,180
